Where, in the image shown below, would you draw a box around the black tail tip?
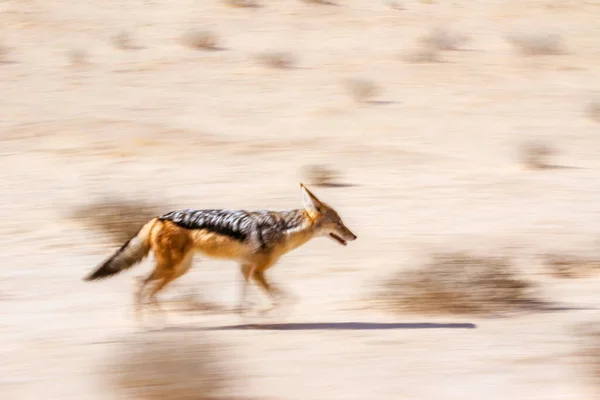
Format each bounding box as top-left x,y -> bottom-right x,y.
83,269 -> 111,282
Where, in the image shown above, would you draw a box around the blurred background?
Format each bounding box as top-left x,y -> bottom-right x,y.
1,0 -> 600,399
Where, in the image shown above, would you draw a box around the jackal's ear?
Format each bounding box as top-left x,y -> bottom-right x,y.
300,183 -> 323,213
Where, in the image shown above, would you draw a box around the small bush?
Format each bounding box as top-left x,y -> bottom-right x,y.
387,1 -> 404,10
543,253 -> 600,279
585,101 -> 600,123
106,332 -> 229,400
574,323 -> 600,393
69,197 -> 168,245
518,140 -> 556,170
223,0 -> 260,7
302,164 -> 339,187
506,33 -> 563,56
67,48 -> 89,66
403,47 -> 442,63
256,51 -> 295,69
112,30 -> 141,50
0,42 -> 9,64
182,30 -> 219,51
344,78 -> 379,103
379,252 -> 537,315
300,0 -> 337,5
421,27 -> 469,51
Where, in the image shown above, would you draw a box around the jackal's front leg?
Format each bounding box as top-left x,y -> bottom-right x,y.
237,263 -> 255,315
237,262 -> 281,315
253,270 -> 297,314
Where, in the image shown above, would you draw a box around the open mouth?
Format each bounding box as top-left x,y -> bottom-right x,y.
329,233 -> 347,246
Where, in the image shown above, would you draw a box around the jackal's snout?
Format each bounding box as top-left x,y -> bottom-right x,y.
329,222 -> 357,246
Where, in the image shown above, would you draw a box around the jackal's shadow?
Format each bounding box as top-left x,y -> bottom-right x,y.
171,322 -> 477,331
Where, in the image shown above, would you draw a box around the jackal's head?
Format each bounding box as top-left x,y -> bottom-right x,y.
300,183 -> 357,246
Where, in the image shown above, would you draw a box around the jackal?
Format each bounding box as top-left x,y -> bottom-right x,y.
83,184 -> 357,317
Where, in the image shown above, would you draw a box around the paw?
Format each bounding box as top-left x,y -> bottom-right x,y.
276,291 -> 299,307
235,301 -> 256,315
258,303 -> 278,316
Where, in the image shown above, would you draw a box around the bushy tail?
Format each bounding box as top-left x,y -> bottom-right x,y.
83,218 -> 158,281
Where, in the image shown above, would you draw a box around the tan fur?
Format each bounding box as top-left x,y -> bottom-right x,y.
85,184 -> 357,321
190,229 -> 254,260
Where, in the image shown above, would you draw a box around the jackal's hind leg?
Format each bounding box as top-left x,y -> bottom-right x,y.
134,271 -> 159,322
146,252 -> 194,319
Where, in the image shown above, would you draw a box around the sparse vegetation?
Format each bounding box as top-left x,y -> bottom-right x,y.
108,332 -> 229,400
0,42 -> 9,64
518,140 -> 556,170
421,27 -> 469,51
112,30 -> 141,50
302,164 -> 340,187
403,47 -> 442,63
182,29 -> 220,51
543,253 -> 600,278
506,33 -> 564,56
67,48 -> 89,66
223,0 -> 260,7
379,252 -> 538,315
345,78 -> 379,103
69,197 -> 168,245
403,27 -> 466,63
585,100 -> 600,123
387,0 -> 404,10
574,323 -> 600,393
257,51 -> 295,69
301,0 -> 337,5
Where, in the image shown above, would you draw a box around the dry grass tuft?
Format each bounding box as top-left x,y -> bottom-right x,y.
256,51 -> 295,69
223,0 -> 260,7
421,27 -> 469,51
543,253 -> 600,279
112,30 -> 142,50
517,140 -> 556,170
403,47 -> 442,63
69,197 -> 168,245
0,42 -> 10,64
506,33 -> 564,56
585,100 -> 600,123
574,323 -> 600,393
378,252 -> 538,315
67,48 -> 89,66
182,29 -> 220,51
107,332 -> 229,400
344,78 -> 379,103
302,164 -> 340,187
386,0 -> 404,10
300,0 -> 338,5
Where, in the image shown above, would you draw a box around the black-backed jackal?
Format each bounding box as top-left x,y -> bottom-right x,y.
83,184 -> 357,318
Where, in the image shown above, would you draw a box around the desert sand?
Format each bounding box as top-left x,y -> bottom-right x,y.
2,0 -> 600,399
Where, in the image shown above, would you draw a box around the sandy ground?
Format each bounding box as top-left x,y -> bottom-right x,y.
2,0 -> 600,399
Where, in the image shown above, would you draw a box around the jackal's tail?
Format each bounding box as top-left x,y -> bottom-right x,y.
83,218 -> 158,281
